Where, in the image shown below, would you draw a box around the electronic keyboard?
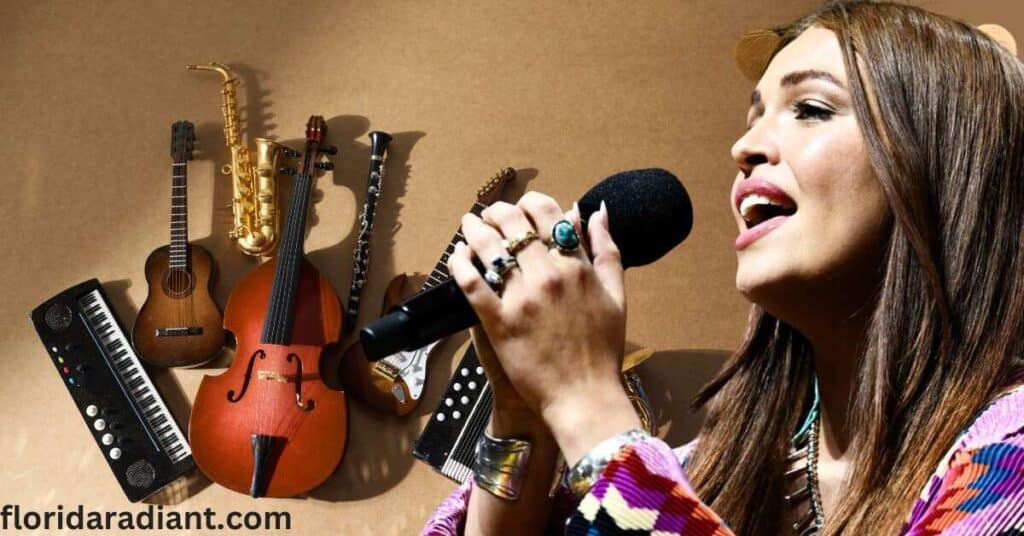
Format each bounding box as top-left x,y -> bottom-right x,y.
30,279 -> 194,502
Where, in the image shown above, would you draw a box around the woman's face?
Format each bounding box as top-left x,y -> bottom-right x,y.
730,27 -> 889,315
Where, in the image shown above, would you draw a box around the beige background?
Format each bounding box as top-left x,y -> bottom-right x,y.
1,1 -> 1020,534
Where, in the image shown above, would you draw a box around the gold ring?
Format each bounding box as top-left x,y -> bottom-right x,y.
501,231 -> 540,255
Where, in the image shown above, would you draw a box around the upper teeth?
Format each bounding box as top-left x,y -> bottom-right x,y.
740,194 -> 784,220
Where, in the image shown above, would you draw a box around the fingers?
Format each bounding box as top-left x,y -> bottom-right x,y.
461,212 -> 522,283
480,202 -> 549,269
516,191 -> 567,244
447,240 -> 502,321
518,191 -> 589,264
588,202 -> 625,308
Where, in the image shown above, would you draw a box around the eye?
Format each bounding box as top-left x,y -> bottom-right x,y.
793,101 -> 835,121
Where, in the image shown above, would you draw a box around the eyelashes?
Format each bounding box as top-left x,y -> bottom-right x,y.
793,101 -> 835,121
745,100 -> 836,130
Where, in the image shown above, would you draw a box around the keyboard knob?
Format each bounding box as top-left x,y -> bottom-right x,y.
109,448 -> 122,460
85,405 -> 99,417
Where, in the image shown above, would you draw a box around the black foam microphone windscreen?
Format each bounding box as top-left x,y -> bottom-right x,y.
577,168 -> 692,268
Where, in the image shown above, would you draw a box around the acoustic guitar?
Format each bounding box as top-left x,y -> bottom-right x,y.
132,121 -> 224,367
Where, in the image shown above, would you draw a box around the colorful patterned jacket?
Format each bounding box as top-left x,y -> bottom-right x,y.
423,383 -> 1024,535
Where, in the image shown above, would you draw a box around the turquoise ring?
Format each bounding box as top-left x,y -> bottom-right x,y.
550,219 -> 581,253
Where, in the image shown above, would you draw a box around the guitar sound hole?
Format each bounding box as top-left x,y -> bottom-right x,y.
163,269 -> 194,297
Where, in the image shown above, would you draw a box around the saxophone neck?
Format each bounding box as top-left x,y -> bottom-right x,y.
186,62 -> 235,83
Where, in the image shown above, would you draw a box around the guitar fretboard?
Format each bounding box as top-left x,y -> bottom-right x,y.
423,201 -> 488,290
169,161 -> 189,269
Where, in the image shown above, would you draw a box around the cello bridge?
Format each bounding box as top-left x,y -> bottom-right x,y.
257,370 -> 289,383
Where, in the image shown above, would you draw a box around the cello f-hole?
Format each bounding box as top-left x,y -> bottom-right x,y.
227,349 -> 266,402
286,353 -> 314,411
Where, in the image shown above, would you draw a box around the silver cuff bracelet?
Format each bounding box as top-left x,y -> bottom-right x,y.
566,428 -> 650,498
473,431 -> 533,500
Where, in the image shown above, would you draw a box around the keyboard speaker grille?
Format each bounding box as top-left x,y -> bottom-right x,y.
125,460 -> 156,488
45,304 -> 72,331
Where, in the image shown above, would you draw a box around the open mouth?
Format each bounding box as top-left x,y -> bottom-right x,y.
739,193 -> 797,229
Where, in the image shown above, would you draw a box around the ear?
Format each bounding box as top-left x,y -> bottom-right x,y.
978,24 -> 1018,57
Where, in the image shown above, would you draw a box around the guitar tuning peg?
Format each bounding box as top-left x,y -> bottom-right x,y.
315,162 -> 335,171
282,147 -> 301,159
279,166 -> 297,176
320,144 -> 338,156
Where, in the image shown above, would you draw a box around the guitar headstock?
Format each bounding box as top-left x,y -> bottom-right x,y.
476,168 -> 517,205
171,121 -> 196,163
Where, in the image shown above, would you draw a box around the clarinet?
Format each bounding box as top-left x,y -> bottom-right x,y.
343,131 -> 393,335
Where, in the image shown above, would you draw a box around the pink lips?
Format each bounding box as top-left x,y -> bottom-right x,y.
732,178 -> 797,251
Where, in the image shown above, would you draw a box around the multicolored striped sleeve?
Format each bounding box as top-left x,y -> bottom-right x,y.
422,439 -> 716,535
565,438 -> 733,535
902,387 -> 1024,536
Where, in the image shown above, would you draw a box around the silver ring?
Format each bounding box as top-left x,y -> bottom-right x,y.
485,254 -> 518,292
484,269 -> 504,291
550,219 -> 581,253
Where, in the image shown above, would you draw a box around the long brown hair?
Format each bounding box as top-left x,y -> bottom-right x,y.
686,2 -> 1024,534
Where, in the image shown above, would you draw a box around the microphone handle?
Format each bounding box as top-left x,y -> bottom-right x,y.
361,277 -> 479,361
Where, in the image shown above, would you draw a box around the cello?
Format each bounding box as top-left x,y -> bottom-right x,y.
189,116 -> 346,497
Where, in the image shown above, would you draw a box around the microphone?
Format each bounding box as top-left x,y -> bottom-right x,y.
359,168 -> 693,361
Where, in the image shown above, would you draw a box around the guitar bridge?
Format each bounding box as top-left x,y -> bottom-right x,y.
155,327 -> 203,337
375,361 -> 400,380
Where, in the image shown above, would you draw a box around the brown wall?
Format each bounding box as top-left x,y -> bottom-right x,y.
2,1 -> 1020,533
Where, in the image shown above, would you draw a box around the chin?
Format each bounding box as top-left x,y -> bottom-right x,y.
734,260 -> 805,317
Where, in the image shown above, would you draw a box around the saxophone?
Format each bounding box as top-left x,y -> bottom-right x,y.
187,63 -> 285,256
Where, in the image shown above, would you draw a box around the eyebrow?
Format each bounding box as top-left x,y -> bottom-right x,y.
750,69 -> 846,108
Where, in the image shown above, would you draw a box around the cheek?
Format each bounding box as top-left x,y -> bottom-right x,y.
793,138 -> 888,274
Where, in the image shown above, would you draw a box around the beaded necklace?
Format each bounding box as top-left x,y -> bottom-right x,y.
785,380 -> 824,535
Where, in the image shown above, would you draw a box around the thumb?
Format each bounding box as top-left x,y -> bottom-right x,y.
588,201 -> 625,308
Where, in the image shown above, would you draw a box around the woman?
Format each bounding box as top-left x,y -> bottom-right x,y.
425,2 -> 1024,534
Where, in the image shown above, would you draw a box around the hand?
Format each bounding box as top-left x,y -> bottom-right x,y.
447,192 -> 641,463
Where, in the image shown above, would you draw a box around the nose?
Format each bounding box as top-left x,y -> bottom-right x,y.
731,119 -> 780,178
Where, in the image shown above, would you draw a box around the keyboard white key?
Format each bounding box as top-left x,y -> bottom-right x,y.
77,290 -> 191,464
